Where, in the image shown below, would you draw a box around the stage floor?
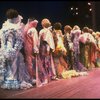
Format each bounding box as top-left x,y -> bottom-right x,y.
0,68 -> 100,99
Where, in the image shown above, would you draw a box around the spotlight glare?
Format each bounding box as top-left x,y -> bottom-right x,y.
76,7 -> 78,10
71,7 -> 73,10
76,12 -> 78,15
88,2 -> 91,5
89,8 -> 92,11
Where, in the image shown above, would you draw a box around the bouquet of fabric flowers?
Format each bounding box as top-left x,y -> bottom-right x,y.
61,70 -> 88,79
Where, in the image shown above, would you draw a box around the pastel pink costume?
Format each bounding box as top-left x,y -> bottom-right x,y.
24,20 -> 39,79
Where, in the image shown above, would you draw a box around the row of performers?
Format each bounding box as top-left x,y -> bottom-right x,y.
0,9 -> 99,89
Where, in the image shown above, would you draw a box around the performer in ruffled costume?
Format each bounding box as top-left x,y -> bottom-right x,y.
94,32 -> 100,67
63,25 -> 74,70
52,22 -> 68,78
0,9 -> 33,89
24,17 -> 39,85
70,25 -> 86,71
79,27 -> 97,69
38,18 -> 56,86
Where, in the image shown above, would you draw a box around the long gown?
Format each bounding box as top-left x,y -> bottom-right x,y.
38,27 -> 56,86
95,37 -> 100,67
70,29 -> 86,71
53,30 -> 68,78
79,32 -> 96,69
24,20 -> 39,81
0,18 -> 33,89
64,33 -> 74,70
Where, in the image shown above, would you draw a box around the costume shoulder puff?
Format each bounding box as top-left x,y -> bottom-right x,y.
27,27 -> 37,35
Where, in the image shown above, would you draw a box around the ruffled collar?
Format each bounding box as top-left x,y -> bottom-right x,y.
1,15 -> 23,31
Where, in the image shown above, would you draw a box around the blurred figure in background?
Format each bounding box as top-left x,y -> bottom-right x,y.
70,25 -> 86,71
63,25 -> 74,70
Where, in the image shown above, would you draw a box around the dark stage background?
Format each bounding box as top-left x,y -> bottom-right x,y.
0,1 -> 100,32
